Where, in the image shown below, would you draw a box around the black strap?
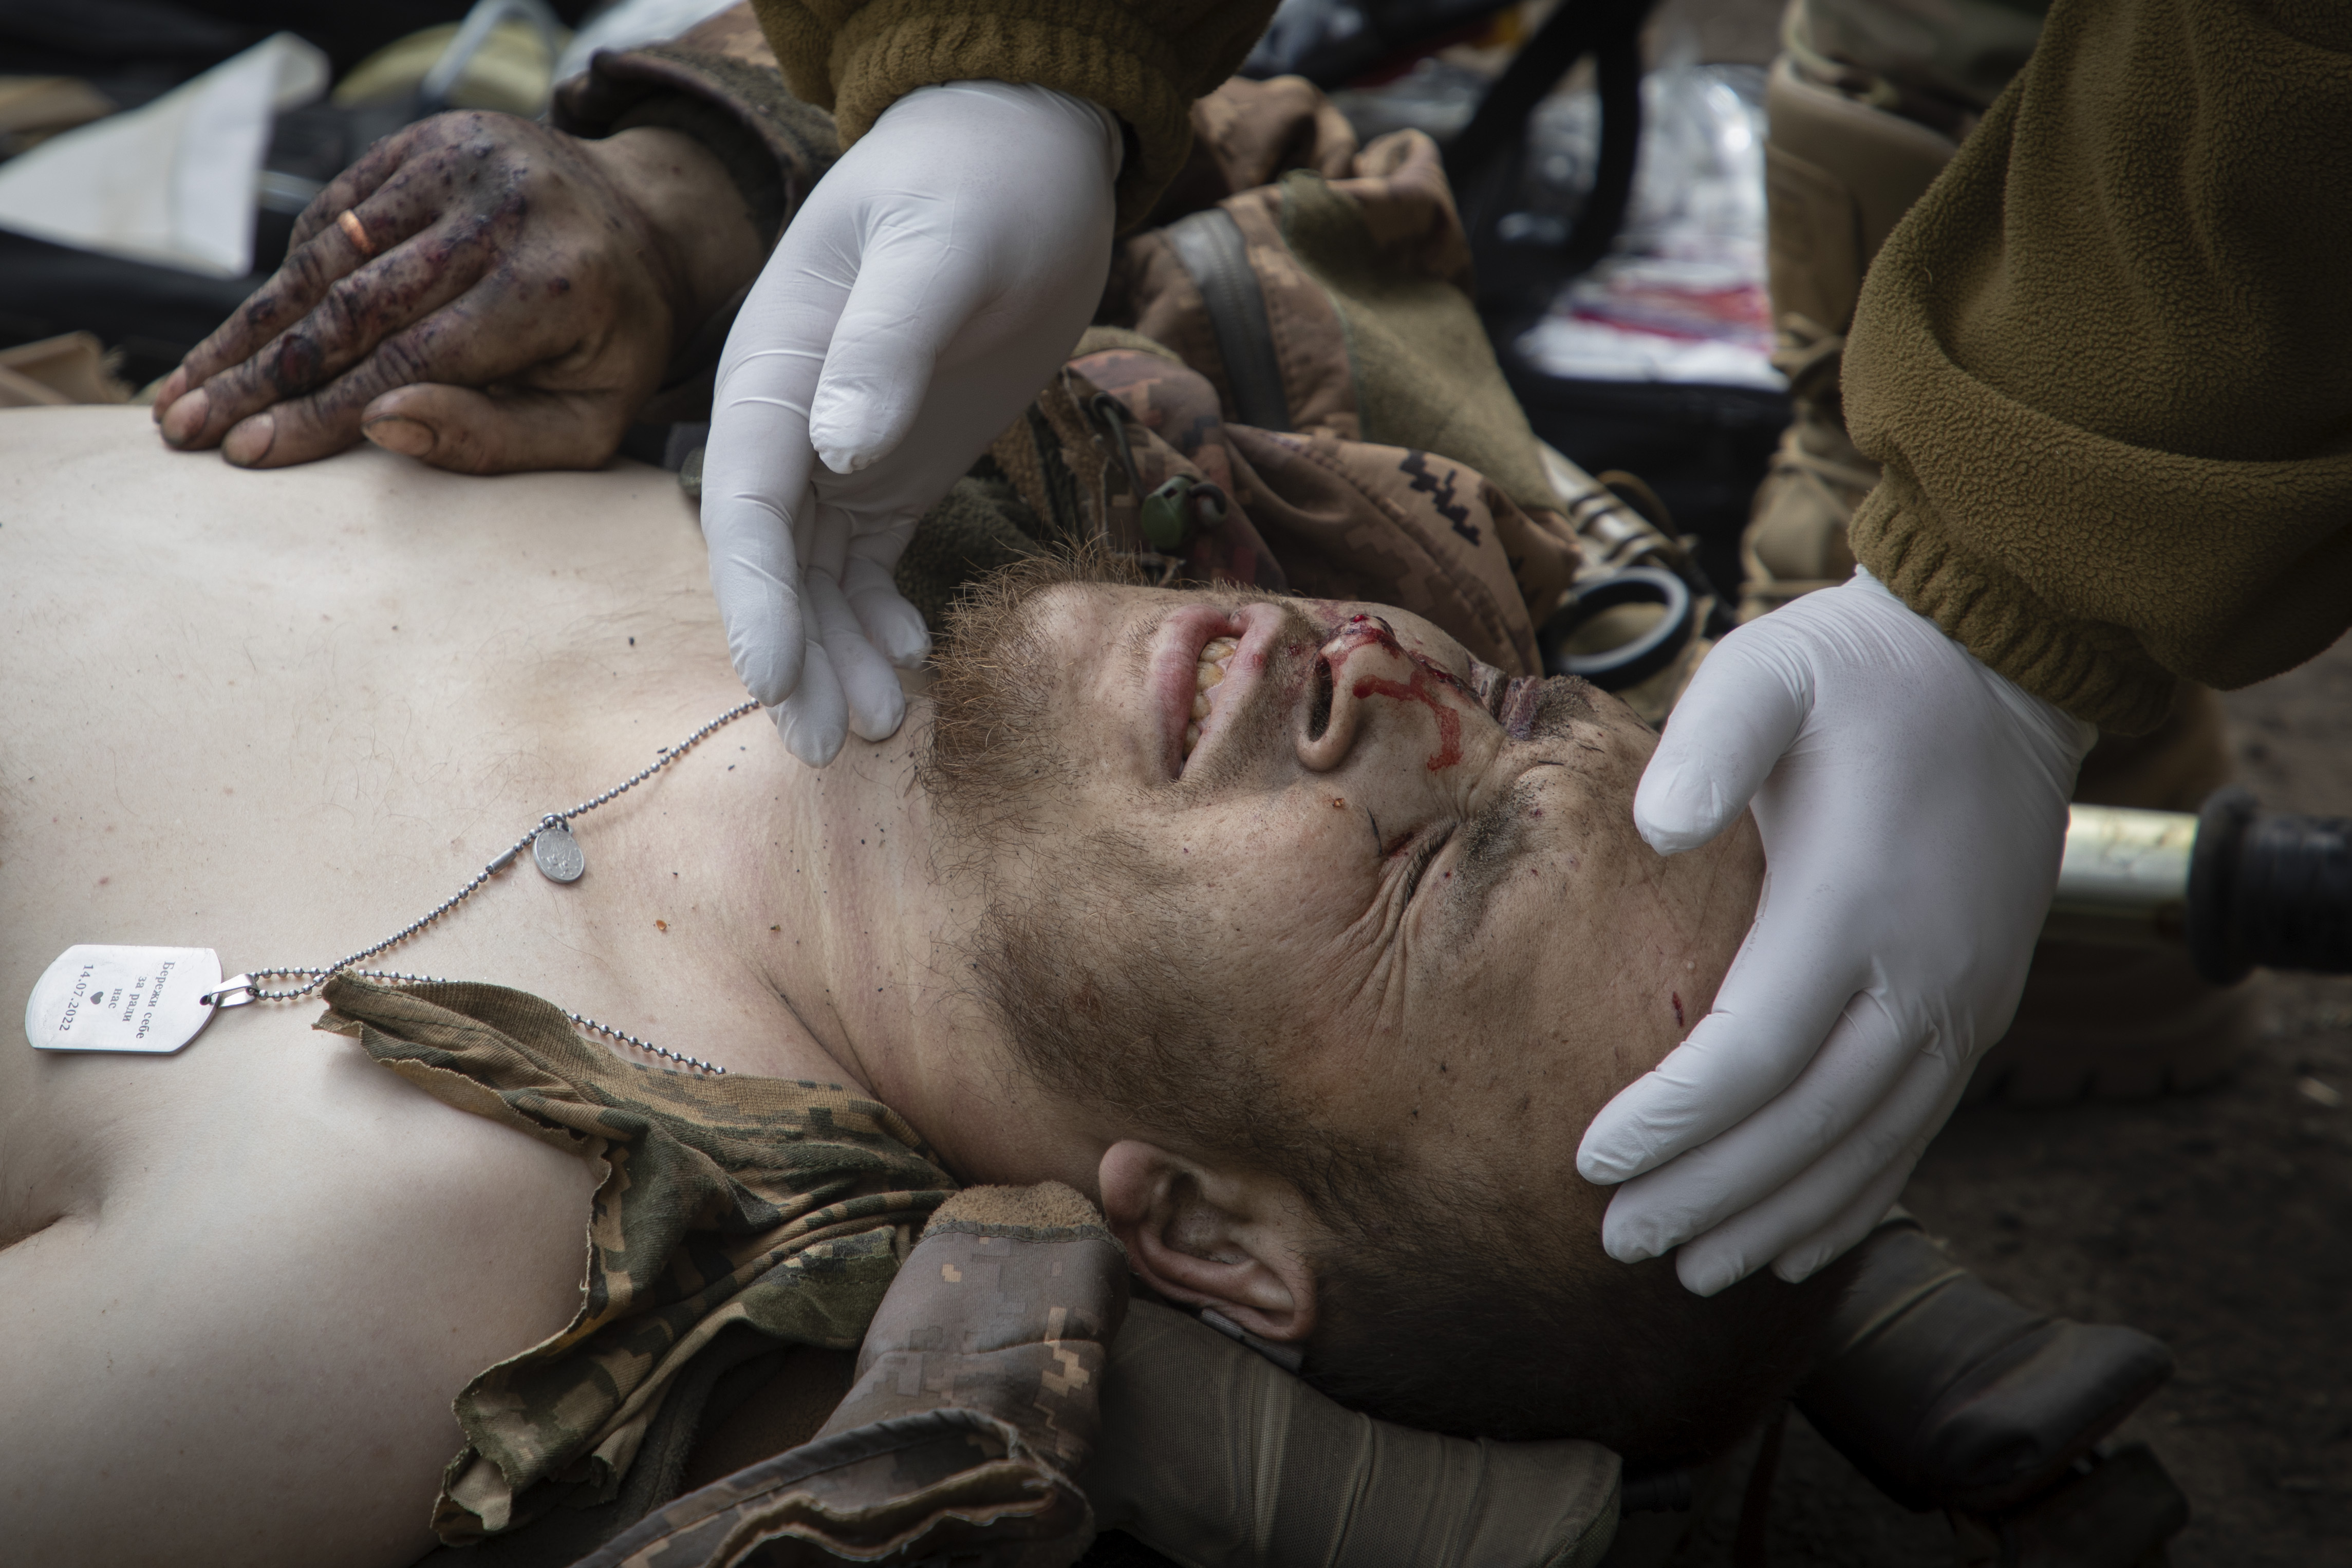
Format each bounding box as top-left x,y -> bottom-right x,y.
1160,208 -> 1293,433
1447,0 -> 1660,304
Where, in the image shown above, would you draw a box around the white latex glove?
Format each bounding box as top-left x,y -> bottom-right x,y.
1579,569 -> 2095,1296
701,81 -> 1121,764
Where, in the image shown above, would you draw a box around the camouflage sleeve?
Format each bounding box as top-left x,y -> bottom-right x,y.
571,1183 -> 1128,1567
551,4 -> 841,419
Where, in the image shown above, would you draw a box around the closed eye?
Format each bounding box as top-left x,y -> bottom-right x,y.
1441,772 -> 1556,937
1402,823 -> 1455,901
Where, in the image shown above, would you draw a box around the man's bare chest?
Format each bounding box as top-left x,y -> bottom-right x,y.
1,410 -> 843,1087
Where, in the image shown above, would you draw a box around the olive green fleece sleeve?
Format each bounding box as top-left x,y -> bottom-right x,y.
1842,0 -> 2352,734
748,0 -> 1279,229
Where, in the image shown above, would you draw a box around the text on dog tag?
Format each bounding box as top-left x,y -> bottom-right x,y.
25,944 -> 223,1053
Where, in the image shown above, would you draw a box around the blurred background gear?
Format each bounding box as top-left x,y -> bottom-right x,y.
0,74 -> 117,159
1737,44 -> 1955,621
0,1 -> 585,105
0,0 -> 602,384
1978,686 -> 2264,1104
331,0 -> 568,119
0,31 -> 330,277
0,330 -> 133,406
1244,0 -> 1793,599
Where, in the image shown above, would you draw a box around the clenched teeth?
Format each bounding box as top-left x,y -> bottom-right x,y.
1183,637 -> 1239,758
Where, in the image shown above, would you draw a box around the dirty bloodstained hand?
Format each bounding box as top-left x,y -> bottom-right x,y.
152,111 -> 764,474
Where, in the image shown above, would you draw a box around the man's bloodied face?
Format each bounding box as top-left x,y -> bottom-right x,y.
925,577 -> 1765,1220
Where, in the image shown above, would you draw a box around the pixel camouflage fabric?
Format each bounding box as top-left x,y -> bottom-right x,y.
313,975 -> 955,1545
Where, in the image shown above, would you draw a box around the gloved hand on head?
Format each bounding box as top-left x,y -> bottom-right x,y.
700,80 -> 1123,764
1579,568 -> 2096,1296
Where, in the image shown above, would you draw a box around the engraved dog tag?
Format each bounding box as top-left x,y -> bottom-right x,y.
26,944 -> 223,1053
533,821 -> 585,883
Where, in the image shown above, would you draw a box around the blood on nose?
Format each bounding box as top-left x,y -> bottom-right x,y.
1324,614 -> 1468,772
1352,668 -> 1463,771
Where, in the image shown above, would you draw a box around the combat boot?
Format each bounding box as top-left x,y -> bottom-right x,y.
1739,313 -> 1872,620
1796,1215 -> 2188,1568
1795,1215 -> 2176,1515
1740,55 -> 1955,623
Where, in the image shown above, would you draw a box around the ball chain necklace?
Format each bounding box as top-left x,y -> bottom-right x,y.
23,702 -> 760,1075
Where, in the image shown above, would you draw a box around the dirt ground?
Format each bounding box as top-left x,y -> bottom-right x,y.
1654,636 -> 2352,1566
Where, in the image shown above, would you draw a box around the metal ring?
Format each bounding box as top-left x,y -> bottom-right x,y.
338,209 -> 377,258
1537,566 -> 1696,690
202,974 -> 259,1009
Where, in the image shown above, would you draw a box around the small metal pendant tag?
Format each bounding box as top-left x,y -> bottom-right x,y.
26,944 -> 224,1054
533,821 -> 585,883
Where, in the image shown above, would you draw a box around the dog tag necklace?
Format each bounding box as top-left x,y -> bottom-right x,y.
23,702 -> 758,1073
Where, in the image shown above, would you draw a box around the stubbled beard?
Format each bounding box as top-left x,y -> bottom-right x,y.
918,558 -> 1300,1164
918,555 -> 1123,853
919,555 -> 1304,836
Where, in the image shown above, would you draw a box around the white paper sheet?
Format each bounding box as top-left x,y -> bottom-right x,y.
0,32 -> 330,278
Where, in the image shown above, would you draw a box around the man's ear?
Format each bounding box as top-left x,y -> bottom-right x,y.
1096,1140 -> 1317,1342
